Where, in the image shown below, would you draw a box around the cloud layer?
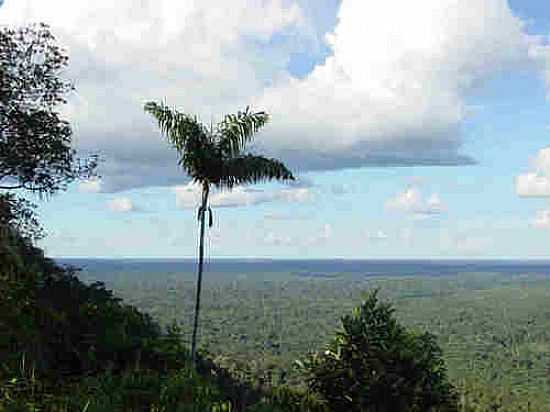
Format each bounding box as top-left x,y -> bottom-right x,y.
174,181 -> 313,209
2,0 -> 550,190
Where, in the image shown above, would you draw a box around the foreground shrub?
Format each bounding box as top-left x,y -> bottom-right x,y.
248,385 -> 329,412
298,289 -> 458,412
0,361 -> 233,412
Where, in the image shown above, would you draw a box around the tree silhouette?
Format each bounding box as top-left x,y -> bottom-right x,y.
144,101 -> 295,365
0,23 -> 97,195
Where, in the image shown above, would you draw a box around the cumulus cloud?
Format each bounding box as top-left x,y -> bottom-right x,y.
174,182 -> 313,209
107,197 -> 134,213
3,0 -> 550,190
253,0 -> 550,171
78,179 -> 102,193
516,147 -> 550,197
263,231 -> 293,246
516,173 -> 550,197
531,210 -> 550,229
364,229 -> 389,242
386,186 -> 445,217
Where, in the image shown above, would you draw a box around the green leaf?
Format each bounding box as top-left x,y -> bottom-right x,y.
217,107 -> 270,157
217,154 -> 294,188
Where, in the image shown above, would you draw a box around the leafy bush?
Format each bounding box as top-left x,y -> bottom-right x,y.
0,358 -> 234,412
248,385 -> 329,412
298,289 -> 458,412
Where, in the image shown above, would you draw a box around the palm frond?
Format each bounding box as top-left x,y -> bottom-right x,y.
217,106 -> 270,157
217,154 -> 295,188
144,101 -> 210,153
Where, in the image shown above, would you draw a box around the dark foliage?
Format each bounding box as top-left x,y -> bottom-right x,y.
0,23 -> 97,195
143,102 -> 294,189
0,204 -> 161,384
0,198 -> 259,411
299,289 -> 458,412
0,192 -> 44,242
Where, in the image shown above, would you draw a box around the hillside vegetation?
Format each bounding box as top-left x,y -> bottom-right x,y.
1,196 -> 462,411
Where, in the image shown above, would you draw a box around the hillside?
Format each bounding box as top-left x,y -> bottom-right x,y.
1,218 -> 461,411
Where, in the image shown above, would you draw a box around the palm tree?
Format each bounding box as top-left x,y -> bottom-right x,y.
144,101 -> 295,366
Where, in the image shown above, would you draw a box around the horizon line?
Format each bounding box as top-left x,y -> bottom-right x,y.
53,256 -> 550,261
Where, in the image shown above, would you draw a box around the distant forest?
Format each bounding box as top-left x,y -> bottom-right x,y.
78,261 -> 550,411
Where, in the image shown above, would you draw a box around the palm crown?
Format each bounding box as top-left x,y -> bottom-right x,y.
144,101 -> 294,188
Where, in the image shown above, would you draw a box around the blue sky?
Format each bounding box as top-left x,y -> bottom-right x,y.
4,0 -> 550,258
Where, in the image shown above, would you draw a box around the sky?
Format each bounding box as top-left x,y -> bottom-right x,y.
3,0 -> 550,259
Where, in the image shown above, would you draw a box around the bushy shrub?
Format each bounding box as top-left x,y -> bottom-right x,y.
298,289 -> 458,412
0,359 -> 234,412
248,385 -> 329,412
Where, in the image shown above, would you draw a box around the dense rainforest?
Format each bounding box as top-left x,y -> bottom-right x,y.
76,261 -> 550,412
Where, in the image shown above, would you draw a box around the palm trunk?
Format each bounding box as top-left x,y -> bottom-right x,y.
191,182 -> 209,367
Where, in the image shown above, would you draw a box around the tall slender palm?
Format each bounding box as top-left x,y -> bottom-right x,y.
144,101 -> 295,366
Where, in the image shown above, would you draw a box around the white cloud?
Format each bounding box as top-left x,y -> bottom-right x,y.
532,210 -> 550,229
516,147 -> 550,197
386,186 -> 445,217
364,229 -> 388,242
78,179 -> 101,193
278,187 -> 313,202
0,0 -> 308,191
263,231 -> 293,246
515,173 -> 550,197
107,197 -> 134,213
211,188 -> 267,208
174,181 -> 313,209
3,1 -> 550,190
253,0 -> 550,170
